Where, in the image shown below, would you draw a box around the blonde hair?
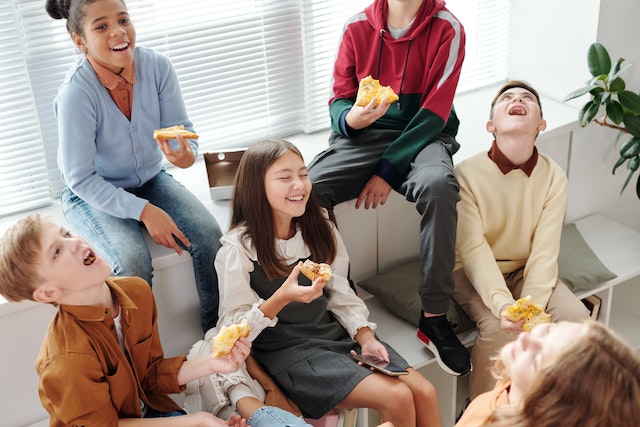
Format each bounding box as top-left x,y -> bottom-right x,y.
0,214 -> 45,302
487,320 -> 640,427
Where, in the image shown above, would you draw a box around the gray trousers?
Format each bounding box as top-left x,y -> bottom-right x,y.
307,129 -> 460,314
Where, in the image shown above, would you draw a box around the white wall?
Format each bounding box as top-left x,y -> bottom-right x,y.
592,0 -> 640,229
509,0 -> 640,231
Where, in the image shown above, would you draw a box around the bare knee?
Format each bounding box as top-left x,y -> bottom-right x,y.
377,382 -> 415,416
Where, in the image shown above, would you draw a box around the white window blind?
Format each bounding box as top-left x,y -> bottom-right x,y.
1,0 -> 507,218
447,0 -> 510,92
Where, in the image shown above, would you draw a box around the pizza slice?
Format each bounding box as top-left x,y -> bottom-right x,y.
300,259 -> 333,283
502,295 -> 551,332
212,318 -> 251,357
153,124 -> 199,140
355,75 -> 399,107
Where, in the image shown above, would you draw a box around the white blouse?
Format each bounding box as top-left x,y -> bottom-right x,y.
215,220 -> 376,341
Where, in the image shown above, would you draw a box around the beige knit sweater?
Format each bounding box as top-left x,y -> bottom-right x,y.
454,150 -> 568,317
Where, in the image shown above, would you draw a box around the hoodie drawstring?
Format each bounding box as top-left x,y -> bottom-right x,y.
376,29 -> 385,80
376,29 -> 412,111
397,39 -> 412,111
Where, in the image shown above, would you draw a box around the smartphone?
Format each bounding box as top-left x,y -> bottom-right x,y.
352,353 -> 409,376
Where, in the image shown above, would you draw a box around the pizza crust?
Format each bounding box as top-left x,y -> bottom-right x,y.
300,259 -> 333,283
355,75 -> 399,107
502,295 -> 551,332
153,124 -> 199,140
212,318 -> 250,357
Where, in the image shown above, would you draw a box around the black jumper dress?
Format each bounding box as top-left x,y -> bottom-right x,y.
249,259 -> 409,419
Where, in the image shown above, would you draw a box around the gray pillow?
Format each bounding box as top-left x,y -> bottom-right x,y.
558,223 -> 617,291
358,260 -> 475,333
358,224 -> 616,331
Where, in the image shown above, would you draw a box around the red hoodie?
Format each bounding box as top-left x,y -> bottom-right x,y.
329,0 -> 465,187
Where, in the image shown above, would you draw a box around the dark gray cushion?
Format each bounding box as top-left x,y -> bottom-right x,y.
558,223 -> 617,291
358,224 -> 616,331
358,260 -> 475,333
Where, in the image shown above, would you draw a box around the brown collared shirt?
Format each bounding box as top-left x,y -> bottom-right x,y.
487,140 -> 538,177
35,277 -> 186,426
87,55 -> 136,120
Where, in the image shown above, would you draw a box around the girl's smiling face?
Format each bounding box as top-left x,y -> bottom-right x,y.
501,321 -> 588,397
264,150 -> 311,237
72,0 -> 135,74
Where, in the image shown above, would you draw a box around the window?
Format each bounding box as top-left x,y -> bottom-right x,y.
0,0 -> 508,218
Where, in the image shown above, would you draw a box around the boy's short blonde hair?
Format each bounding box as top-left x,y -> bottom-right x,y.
0,214 -> 45,302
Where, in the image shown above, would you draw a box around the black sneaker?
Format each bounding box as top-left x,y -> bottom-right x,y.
417,312 -> 471,376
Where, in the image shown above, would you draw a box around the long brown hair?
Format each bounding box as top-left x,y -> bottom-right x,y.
487,320 -> 640,427
230,139 -> 336,279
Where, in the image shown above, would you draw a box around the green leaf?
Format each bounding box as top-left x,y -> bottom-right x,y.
619,137 -> 640,158
588,43 -> 612,76
579,100 -> 600,126
618,90 -> 640,115
621,169 -> 634,194
563,85 -> 595,102
606,100 -> 624,124
621,156 -> 640,194
588,74 -> 608,86
609,76 -> 626,93
623,115 -> 640,137
606,58 -> 628,84
613,156 -> 626,174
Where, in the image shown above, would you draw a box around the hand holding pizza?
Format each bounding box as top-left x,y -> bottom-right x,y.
277,262 -> 326,304
154,125 -> 197,168
345,75 -> 398,130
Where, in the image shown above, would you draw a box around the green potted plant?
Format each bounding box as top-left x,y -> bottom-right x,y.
564,42 -> 640,198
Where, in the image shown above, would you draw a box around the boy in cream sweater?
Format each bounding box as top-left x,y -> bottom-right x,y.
451,81 -> 590,401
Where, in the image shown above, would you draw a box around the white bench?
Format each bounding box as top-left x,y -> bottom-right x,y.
354,212 -> 640,427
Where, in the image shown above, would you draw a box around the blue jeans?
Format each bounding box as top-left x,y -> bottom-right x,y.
61,170 -> 222,332
248,406 -> 312,427
144,408 -> 185,417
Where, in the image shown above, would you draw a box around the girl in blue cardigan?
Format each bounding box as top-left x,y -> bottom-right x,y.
46,0 -> 222,332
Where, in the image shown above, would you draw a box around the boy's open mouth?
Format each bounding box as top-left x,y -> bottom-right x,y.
84,249 -> 96,266
508,105 -> 526,116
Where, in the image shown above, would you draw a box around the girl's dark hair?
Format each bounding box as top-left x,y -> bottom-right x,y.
230,138 -> 336,279
45,0 -> 119,36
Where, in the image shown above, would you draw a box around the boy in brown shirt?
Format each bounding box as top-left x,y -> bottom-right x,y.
0,214 -> 250,426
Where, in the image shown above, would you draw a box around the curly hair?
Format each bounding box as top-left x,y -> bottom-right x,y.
486,320 -> 640,427
45,0 -> 125,36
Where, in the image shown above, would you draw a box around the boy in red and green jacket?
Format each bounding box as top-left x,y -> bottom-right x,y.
308,0 -> 470,376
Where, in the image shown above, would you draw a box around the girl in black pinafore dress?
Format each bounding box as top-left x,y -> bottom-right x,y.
216,139 -> 441,427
